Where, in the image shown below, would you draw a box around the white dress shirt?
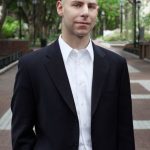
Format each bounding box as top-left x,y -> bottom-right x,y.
59,36 -> 94,150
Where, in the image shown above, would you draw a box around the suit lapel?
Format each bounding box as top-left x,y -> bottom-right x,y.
44,41 -> 109,117
44,40 -> 77,116
91,44 -> 110,116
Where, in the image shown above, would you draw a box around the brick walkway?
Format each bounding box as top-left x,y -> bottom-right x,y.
0,41 -> 150,150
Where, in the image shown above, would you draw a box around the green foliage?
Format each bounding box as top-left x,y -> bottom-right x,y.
48,33 -> 59,42
143,13 -> 150,28
102,29 -> 130,42
144,32 -> 150,41
103,33 -> 121,41
2,16 -> 19,38
97,0 -> 120,30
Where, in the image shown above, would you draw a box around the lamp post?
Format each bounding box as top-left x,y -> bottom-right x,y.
100,11 -> 105,36
120,0 -> 123,34
17,0 -> 23,39
32,0 -> 37,46
137,0 -> 141,45
133,0 -> 137,48
133,0 -> 141,47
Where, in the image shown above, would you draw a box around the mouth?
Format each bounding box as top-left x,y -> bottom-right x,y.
75,22 -> 90,25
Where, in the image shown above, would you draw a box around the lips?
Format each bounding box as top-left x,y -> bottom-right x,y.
75,22 -> 90,25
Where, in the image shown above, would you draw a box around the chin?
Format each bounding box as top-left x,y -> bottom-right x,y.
75,34 -> 88,39
75,29 -> 91,36
76,32 -> 90,38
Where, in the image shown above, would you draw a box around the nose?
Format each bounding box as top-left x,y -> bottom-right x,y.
81,5 -> 89,17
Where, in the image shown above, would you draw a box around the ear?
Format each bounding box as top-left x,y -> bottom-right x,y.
56,0 -> 63,17
96,5 -> 99,14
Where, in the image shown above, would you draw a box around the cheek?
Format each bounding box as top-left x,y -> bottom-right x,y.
63,12 -> 75,21
91,12 -> 98,19
91,15 -> 97,23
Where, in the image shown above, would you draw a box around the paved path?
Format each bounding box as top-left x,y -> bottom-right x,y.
0,41 -> 150,150
0,66 -> 17,150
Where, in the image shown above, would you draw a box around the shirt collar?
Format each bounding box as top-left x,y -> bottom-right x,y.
58,35 -> 94,63
85,39 -> 94,61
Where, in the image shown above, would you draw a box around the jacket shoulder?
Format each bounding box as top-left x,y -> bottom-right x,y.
19,41 -> 57,66
93,43 -> 126,63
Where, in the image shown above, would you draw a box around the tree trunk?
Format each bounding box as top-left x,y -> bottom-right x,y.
124,2 -> 129,40
0,2 -> 7,38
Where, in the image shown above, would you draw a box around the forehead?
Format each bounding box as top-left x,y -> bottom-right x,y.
64,0 -> 98,3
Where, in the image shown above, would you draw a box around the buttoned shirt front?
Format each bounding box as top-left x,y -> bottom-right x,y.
59,36 -> 94,150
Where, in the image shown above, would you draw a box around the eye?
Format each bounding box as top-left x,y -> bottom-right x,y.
88,4 -> 97,9
72,2 -> 82,8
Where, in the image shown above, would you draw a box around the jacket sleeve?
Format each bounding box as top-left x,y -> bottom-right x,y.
11,58 -> 36,150
118,58 -> 135,150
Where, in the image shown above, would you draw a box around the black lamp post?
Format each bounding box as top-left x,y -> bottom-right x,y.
17,0 -> 23,39
120,0 -> 123,34
133,0 -> 141,47
32,0 -> 37,46
100,11 -> 105,36
137,0 -> 141,45
133,0 -> 137,48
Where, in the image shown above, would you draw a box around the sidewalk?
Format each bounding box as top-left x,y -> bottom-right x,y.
0,40 -> 150,150
0,66 -> 17,150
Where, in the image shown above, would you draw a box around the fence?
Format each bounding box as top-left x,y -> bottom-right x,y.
0,40 -> 30,69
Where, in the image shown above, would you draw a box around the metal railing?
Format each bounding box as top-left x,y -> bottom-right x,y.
0,51 -> 22,69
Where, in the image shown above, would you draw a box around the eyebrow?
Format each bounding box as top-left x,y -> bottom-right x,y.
71,0 -> 98,5
71,1 -> 98,8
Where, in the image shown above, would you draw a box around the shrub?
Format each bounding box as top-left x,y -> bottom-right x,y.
144,32 -> 150,41
2,16 -> 19,38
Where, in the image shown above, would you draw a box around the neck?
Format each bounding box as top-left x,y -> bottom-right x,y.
61,32 -> 90,50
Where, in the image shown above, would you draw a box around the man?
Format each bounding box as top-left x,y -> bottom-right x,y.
11,0 -> 135,150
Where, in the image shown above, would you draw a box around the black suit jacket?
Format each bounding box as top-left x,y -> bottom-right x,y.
11,40 -> 135,150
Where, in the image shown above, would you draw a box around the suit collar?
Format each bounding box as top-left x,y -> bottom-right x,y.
44,40 -> 77,116
91,43 -> 110,116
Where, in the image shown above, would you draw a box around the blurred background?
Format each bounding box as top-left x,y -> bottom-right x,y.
0,0 -> 150,150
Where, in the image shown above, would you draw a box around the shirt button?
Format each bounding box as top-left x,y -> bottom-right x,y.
81,103 -> 84,106
79,81 -> 85,86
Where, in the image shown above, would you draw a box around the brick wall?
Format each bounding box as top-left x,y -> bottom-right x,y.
0,40 -> 30,56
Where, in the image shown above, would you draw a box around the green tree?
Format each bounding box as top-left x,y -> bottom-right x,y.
0,0 -> 12,37
98,0 -> 120,29
2,16 -> 19,38
92,0 -> 120,38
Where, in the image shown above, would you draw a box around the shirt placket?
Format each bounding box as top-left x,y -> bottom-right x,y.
76,52 -> 87,150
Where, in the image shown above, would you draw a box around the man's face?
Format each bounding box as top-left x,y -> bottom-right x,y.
57,0 -> 99,38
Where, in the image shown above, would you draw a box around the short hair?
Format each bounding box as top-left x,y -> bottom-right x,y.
60,0 -> 98,5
